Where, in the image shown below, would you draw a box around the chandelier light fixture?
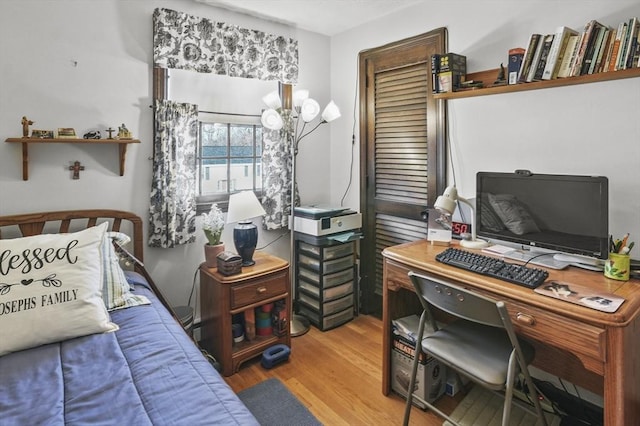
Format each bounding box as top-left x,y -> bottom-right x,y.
260,88 -> 341,336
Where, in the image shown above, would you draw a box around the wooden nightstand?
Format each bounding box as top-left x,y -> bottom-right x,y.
199,252 -> 291,376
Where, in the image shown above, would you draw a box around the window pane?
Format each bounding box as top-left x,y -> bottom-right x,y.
197,121 -> 263,206
200,123 -> 228,196
230,124 -> 255,191
202,123 -> 228,156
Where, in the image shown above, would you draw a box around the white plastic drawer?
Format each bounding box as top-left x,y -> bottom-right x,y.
297,266 -> 354,287
299,305 -> 354,330
299,253 -> 353,274
299,293 -> 353,316
299,241 -> 354,260
299,279 -> 353,302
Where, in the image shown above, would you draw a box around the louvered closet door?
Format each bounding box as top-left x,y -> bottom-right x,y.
358,29 -> 446,315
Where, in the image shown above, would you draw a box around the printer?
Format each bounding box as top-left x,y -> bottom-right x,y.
293,206 -> 362,237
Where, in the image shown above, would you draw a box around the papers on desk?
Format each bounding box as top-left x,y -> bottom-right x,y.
534,281 -> 625,313
328,232 -> 354,243
482,244 -> 515,256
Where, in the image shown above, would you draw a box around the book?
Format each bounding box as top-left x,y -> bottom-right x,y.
518,33 -> 541,83
586,25 -> 608,74
507,47 -> 525,84
526,35 -> 547,82
570,20 -> 601,76
542,26 -> 579,80
532,34 -> 554,80
579,21 -> 606,75
609,21 -> 627,71
431,54 -> 441,94
623,17 -> 639,69
630,31 -> 640,68
617,18 -> 635,70
594,28 -> 613,73
244,308 -> 256,340
556,34 -> 580,78
601,28 -> 617,72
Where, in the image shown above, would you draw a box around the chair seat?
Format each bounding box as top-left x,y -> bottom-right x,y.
422,321 -> 535,389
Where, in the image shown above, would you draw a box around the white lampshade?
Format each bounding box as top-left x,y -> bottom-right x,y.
434,186 -> 458,216
321,101 -> 341,122
293,90 -> 309,108
300,98 -> 320,122
226,191 -> 267,224
261,109 -> 284,130
262,91 -> 282,109
434,185 -> 488,249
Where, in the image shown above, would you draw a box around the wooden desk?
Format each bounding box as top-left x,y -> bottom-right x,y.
382,240 -> 640,426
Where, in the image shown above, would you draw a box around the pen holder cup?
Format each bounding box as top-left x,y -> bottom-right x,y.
604,252 -> 630,281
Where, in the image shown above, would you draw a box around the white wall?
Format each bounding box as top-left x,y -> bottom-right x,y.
330,0 -> 640,247
0,0 -> 330,312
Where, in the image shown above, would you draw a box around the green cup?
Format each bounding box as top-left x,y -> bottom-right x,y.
604,252 -> 630,281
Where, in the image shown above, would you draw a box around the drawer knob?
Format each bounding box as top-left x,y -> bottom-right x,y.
516,312 -> 536,326
256,286 -> 267,294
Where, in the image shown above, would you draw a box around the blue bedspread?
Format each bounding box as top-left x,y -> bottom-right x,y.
0,275 -> 258,426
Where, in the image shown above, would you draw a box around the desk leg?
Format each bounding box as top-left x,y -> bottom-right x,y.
382,267 -> 424,396
603,319 -> 640,425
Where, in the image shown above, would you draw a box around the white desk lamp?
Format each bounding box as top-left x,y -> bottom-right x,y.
434,186 -> 488,249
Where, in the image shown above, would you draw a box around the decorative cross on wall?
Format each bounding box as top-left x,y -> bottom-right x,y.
68,161 -> 85,179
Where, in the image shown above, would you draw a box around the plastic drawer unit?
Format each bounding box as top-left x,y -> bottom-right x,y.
294,232 -> 359,331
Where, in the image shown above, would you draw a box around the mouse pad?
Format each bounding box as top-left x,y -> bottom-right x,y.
534,280 -> 625,313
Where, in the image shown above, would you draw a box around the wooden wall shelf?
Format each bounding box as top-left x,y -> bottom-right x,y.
5,137 -> 140,180
434,67 -> 640,100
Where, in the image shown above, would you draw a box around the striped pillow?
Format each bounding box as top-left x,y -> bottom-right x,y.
102,232 -> 150,311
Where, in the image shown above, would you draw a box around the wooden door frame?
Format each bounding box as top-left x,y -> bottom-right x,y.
358,29 -> 447,315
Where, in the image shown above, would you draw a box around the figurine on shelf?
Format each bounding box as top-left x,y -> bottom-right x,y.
83,130 -> 101,139
117,123 -> 132,139
493,63 -> 507,86
22,116 -> 34,138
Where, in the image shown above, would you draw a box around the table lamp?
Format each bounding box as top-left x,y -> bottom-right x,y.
226,191 -> 267,266
434,185 -> 488,249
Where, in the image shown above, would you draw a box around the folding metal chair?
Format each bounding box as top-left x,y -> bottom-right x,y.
402,272 -> 547,426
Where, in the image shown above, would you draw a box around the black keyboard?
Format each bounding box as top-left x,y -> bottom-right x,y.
435,247 -> 549,289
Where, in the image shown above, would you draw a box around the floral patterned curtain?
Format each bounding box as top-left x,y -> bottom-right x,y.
153,8 -> 298,84
148,100 -> 199,248
262,129 -> 290,230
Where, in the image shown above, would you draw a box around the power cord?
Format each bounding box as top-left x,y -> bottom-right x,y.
340,63 -> 359,207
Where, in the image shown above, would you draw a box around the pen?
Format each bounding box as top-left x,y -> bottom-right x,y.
619,233 -> 629,253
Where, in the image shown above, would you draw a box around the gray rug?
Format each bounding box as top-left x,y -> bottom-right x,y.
238,378 -> 322,426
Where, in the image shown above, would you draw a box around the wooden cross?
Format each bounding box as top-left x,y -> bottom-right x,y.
106,127 -> 115,139
68,161 -> 85,179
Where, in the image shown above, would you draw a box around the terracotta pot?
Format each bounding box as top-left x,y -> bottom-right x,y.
204,243 -> 225,268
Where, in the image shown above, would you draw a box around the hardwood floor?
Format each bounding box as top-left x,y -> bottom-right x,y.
224,314 -> 460,425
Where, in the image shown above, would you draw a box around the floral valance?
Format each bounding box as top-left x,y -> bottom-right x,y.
153,8 -> 298,84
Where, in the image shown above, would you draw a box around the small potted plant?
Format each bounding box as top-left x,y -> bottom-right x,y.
202,203 -> 225,267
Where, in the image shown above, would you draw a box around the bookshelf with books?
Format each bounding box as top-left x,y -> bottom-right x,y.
434,16 -> 640,100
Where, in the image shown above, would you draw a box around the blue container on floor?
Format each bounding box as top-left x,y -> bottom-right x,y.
261,344 -> 291,369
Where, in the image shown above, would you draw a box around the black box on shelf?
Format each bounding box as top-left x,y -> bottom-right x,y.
437,53 -> 466,93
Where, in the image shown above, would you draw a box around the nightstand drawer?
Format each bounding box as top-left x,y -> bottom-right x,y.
231,271 -> 288,309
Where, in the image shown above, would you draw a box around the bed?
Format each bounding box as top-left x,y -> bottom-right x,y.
0,210 -> 258,425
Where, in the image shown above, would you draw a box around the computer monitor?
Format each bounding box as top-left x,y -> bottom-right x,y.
475,171 -> 609,269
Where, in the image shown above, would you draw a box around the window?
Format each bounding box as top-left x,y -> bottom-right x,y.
197,121 -> 263,212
